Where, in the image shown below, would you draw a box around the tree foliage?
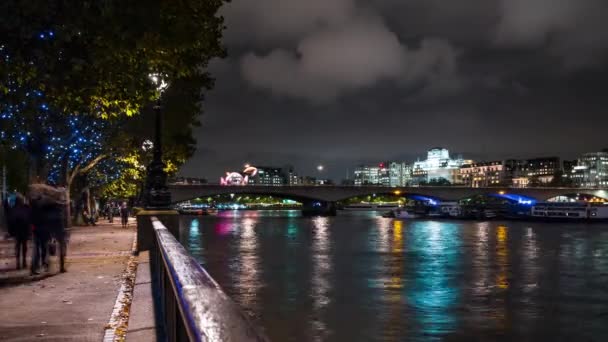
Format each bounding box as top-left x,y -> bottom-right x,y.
0,0 -> 226,118
1,1 -> 227,201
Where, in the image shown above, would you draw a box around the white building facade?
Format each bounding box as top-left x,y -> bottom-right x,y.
412,148 -> 468,184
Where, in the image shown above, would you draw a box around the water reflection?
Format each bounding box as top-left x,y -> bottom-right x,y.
519,226 -> 540,331
496,225 -> 509,290
311,216 -> 332,341
380,220 -> 405,341
187,218 -> 204,263
473,222 -> 490,296
408,221 -> 460,338
179,213 -> 608,342
375,216 -> 391,253
235,216 -> 260,311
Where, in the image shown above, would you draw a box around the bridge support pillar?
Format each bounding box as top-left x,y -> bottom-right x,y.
302,200 -> 337,217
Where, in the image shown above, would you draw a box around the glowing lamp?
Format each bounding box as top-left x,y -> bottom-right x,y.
149,73 -> 169,93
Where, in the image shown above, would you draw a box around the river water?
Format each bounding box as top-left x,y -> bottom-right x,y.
179,210 -> 608,341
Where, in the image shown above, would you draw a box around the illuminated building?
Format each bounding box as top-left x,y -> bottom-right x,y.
459,161 -> 506,187
520,157 -> 560,184
570,151 -> 608,188
388,162 -> 413,187
503,157 -> 560,187
411,148 -> 468,184
354,165 -> 381,185
248,166 -> 285,186
354,162 -> 412,186
281,165 -> 301,185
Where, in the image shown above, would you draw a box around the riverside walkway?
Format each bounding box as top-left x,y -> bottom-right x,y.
0,219 -> 146,342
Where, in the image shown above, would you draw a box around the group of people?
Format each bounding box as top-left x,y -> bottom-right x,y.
3,184 -> 68,274
103,202 -> 130,228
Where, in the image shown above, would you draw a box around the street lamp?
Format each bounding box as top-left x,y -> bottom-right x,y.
143,73 -> 171,209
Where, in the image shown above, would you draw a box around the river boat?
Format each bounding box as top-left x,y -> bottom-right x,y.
178,206 -> 211,216
530,202 -> 608,221
382,208 -> 422,219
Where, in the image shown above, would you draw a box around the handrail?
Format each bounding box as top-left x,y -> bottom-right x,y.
151,217 -> 268,342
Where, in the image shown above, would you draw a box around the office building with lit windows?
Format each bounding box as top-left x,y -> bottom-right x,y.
354,165 -> 381,185
354,162 -> 413,186
459,161 -> 506,187
570,151 -> 608,188
248,166 -> 285,186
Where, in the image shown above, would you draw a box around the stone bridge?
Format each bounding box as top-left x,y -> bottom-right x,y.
169,184 -> 608,204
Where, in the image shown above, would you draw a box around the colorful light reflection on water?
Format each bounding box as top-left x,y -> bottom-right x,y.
180,211 -> 608,342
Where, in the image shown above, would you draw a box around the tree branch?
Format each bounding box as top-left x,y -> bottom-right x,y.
79,154 -> 108,175
67,154 -> 108,185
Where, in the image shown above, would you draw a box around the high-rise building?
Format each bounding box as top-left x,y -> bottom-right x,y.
411,148 -> 469,184
570,151 -> 608,188
354,165 -> 381,185
378,163 -> 391,187
354,162 -> 412,186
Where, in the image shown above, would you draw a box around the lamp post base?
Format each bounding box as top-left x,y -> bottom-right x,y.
144,160 -> 172,209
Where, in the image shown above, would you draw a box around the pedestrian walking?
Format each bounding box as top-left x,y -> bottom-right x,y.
6,194 -> 32,270
120,202 -> 129,228
106,202 -> 114,223
29,184 -> 68,274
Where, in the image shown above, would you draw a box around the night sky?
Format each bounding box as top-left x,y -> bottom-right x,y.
179,0 -> 608,182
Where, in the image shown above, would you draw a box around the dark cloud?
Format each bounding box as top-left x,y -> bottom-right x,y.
495,0 -> 608,68
240,13 -> 460,103
180,0 -> 608,181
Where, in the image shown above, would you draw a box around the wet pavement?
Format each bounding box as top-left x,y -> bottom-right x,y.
0,220 -> 136,342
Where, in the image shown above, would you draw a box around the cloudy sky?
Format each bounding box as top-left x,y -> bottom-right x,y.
180,0 -> 608,181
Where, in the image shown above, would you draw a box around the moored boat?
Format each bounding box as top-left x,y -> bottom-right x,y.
530,202 -> 608,221
382,208 -> 421,219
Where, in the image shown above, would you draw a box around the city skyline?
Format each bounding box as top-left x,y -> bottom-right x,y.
179,0 -> 608,180
188,146 -> 607,182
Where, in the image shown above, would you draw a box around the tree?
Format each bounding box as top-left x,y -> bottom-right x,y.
94,78 -> 205,201
1,1 -> 227,209
0,0 -> 226,118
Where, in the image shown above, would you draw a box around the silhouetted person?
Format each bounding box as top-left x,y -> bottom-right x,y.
29,184 -> 68,273
7,195 -> 32,270
120,202 -> 129,228
106,203 -> 114,223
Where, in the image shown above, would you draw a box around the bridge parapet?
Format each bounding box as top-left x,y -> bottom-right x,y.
169,184 -> 608,203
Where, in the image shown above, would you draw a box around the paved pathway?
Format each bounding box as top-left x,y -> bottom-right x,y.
0,220 -> 137,342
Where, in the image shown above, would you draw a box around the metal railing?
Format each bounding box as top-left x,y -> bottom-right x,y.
150,217 -> 268,342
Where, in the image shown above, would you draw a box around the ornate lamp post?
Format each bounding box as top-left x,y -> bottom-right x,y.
143,73 -> 172,209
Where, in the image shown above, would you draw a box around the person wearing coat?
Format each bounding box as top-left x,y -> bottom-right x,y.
7,195 -> 32,269
29,184 -> 68,274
